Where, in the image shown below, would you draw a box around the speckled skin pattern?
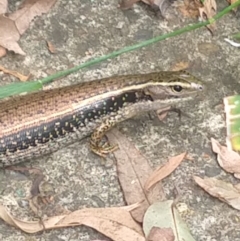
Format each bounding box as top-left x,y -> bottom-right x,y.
0,71 -> 204,167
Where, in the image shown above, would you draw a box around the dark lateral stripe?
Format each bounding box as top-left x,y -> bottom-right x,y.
0,91 -> 141,155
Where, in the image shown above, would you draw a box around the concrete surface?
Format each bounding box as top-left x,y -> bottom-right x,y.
1,0 -> 240,240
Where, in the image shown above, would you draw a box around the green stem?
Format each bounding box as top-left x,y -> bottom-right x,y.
38,0 -> 240,84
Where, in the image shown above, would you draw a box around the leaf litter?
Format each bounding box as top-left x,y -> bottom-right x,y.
0,65 -> 31,81
107,129 -> 166,223
0,127 -> 194,239
211,138 -> 240,179
107,129 -> 196,240
174,0 -> 202,18
0,0 -> 57,56
0,205 -> 145,240
144,152 -> 187,191
192,138 -> 240,211
194,176 -> 240,211
143,200 -> 195,241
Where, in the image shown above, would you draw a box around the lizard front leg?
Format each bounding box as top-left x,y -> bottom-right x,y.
90,100 -> 171,157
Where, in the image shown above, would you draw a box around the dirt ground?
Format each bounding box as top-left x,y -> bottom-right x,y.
1,0 -> 240,240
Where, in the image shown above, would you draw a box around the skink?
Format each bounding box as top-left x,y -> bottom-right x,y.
0,71 -> 204,167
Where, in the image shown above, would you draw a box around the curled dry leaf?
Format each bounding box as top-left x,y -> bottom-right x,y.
193,176 -> 240,210
211,138 -> 240,179
144,152 -> 187,191
0,205 -> 144,240
0,65 -> 30,81
107,129 -> 165,223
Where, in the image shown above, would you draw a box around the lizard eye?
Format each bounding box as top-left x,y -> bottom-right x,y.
172,85 -> 183,92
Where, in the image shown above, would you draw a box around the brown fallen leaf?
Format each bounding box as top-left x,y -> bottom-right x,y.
0,46 -> 7,58
0,65 -> 31,81
0,0 -> 57,56
211,138 -> 240,179
0,15 -> 25,55
170,61 -> 190,71
46,41 -> 57,54
106,129 -> 165,223
9,0 -> 57,35
198,0 -> 217,33
174,0 -> 201,18
0,0 -> 8,15
147,227 -> 175,241
0,205 -> 145,241
144,152 -> 187,191
193,176 -> 240,210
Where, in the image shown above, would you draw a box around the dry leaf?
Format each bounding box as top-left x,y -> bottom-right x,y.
0,46 -> 7,58
9,0 -> 57,35
0,15 -> 25,55
0,65 -> 30,81
174,0 -> 201,18
0,0 -> 8,14
0,0 -> 57,56
106,129 -> 165,223
46,41 -> 57,54
194,176 -> 240,210
144,152 -> 187,191
147,227 -> 175,241
198,0 -> 217,32
0,205 -> 145,240
170,61 -> 189,71
211,138 -> 240,179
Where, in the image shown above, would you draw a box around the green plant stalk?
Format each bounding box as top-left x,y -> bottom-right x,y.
1,0 -> 240,99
